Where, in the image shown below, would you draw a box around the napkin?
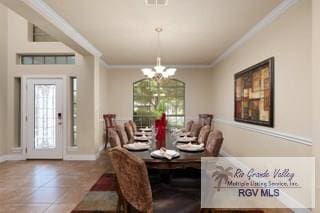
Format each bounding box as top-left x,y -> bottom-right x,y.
160,147 -> 174,160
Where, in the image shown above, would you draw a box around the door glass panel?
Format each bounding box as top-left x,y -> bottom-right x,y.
34,84 -> 56,149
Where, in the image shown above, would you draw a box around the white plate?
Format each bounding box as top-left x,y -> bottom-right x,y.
135,132 -> 152,136
178,132 -> 191,137
177,137 -> 196,143
139,128 -> 152,132
151,150 -> 180,159
124,143 -> 150,151
176,143 -> 204,152
134,136 -> 150,141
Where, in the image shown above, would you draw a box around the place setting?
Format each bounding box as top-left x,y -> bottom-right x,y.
123,142 -> 151,151
176,142 -> 204,152
139,126 -> 152,132
150,147 -> 180,160
176,135 -> 197,143
134,134 -> 152,142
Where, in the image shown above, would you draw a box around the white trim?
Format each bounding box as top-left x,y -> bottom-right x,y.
220,150 -> 312,213
63,154 -> 96,161
5,154 -> 25,161
214,118 -> 312,146
21,0 -> 102,57
211,0 -> 299,67
95,143 -> 105,159
0,155 -> 7,163
101,62 -> 213,70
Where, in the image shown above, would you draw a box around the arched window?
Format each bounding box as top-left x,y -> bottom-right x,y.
133,79 -> 185,128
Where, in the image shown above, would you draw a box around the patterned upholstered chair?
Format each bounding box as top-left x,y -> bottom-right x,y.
197,125 -> 211,144
206,129 -> 224,156
124,122 -> 134,141
128,120 -> 138,133
108,147 -> 201,213
109,129 -> 122,148
199,114 -> 214,127
182,120 -> 194,132
190,123 -> 202,137
103,114 -> 117,149
115,124 -> 130,145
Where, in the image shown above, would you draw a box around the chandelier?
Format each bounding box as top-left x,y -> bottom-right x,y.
141,28 -> 176,81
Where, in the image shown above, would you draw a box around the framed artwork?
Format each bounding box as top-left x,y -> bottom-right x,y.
234,57 -> 274,127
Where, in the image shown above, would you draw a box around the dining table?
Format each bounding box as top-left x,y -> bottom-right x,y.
129,130 -> 210,170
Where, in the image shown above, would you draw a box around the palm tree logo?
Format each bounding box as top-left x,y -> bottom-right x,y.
212,166 -> 233,191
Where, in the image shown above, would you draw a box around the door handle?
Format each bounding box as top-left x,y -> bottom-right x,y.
58,113 -> 63,125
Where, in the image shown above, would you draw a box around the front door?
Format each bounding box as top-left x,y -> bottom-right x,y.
25,78 -> 64,159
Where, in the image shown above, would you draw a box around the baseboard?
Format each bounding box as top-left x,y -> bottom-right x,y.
220,150 -> 312,213
0,155 -> 7,163
95,143 -> 105,160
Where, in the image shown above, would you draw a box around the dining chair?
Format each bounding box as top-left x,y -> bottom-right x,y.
183,120 -> 194,132
115,124 -> 130,145
205,129 -> 224,156
124,122 -> 135,141
129,120 -> 138,133
190,123 -> 202,137
103,114 -> 117,149
198,114 -> 214,127
109,129 -> 122,148
108,147 -> 201,213
197,125 -> 211,144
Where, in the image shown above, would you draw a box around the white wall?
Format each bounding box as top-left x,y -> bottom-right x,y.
105,68 -> 212,121
0,4 -> 8,157
211,0 -> 312,157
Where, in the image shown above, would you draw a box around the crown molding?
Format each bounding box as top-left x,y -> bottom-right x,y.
210,0 -> 299,67
5,0 -> 297,67
99,60 -> 213,70
21,0 -> 102,57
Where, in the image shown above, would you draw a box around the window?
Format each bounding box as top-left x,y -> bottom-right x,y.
133,79 -> 185,128
20,55 -> 75,65
71,77 -> 78,146
33,25 -> 57,42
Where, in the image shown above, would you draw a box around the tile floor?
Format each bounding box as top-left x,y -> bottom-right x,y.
0,153 -> 112,213
0,152 -> 294,213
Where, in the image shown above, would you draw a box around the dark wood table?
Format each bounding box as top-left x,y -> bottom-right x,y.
130,132 -> 209,170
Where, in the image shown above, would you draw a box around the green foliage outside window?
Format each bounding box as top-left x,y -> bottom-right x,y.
133,79 -> 185,128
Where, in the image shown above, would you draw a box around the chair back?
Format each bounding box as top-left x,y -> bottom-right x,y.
206,130 -> 224,156
124,122 -> 134,140
185,120 -> 194,132
108,147 -> 153,212
199,114 -> 213,126
190,123 -> 202,137
197,125 -> 210,144
129,120 -> 138,133
109,129 -> 122,148
103,114 -> 117,128
115,125 -> 129,145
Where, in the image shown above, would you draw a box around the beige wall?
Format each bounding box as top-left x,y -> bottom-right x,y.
105,68 -> 212,121
0,5 -> 8,156
5,10 -> 100,156
312,0 -> 320,211
211,0 -> 312,157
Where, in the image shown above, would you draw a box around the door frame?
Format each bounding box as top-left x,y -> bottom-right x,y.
21,75 -> 67,159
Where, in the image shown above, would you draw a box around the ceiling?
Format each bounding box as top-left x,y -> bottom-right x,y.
43,0 -> 282,65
